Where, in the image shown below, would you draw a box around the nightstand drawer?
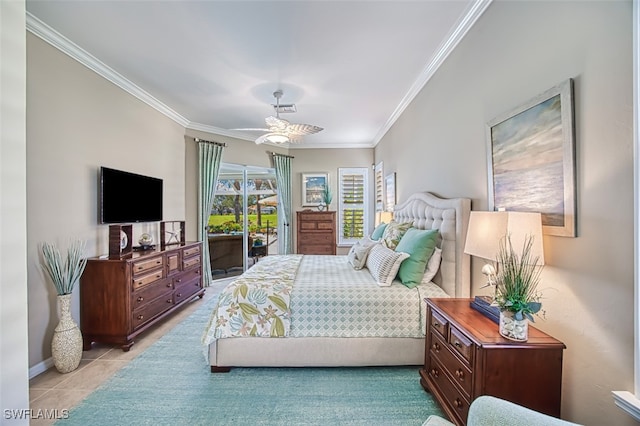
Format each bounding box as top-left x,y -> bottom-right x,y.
449,325 -> 473,364
428,357 -> 470,425
430,309 -> 448,338
430,331 -> 472,398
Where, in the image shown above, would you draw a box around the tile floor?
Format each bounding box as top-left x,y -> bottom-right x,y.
28,280 -> 229,426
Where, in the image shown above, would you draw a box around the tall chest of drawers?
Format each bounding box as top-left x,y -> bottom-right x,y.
80,242 -> 204,351
420,298 -> 566,426
296,210 -> 336,254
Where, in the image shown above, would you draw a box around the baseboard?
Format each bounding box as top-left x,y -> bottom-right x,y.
29,357 -> 54,379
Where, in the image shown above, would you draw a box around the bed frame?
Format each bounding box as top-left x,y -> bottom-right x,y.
209,192 -> 471,371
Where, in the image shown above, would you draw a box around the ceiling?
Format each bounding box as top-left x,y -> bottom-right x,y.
25,0 -> 489,148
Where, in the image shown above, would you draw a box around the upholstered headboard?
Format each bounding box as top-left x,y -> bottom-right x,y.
393,192 -> 471,298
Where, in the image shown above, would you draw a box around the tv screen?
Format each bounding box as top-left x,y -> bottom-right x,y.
100,167 -> 163,224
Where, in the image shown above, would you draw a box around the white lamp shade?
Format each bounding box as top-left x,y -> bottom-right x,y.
464,211 -> 544,265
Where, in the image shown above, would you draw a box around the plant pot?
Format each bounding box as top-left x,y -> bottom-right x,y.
499,310 -> 528,342
51,294 -> 83,373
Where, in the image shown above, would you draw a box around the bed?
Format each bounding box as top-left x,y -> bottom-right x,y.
202,192 -> 471,371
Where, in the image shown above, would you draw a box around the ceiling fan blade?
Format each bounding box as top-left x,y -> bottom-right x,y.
285,123 -> 324,136
265,116 -> 290,131
255,134 -> 270,145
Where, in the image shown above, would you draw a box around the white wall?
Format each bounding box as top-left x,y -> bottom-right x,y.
375,1 -> 633,424
1,0 -> 30,423
26,34 -> 187,368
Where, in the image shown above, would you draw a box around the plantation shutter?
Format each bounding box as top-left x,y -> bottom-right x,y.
338,167 -> 369,246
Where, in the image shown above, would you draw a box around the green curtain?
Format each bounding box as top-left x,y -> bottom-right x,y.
273,153 -> 293,254
197,140 -> 224,286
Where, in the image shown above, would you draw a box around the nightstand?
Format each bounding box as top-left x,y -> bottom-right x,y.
420,298 -> 566,426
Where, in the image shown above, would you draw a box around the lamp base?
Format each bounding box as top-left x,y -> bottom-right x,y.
470,295 -> 500,324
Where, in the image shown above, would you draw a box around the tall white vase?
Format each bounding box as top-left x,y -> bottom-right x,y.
51,294 -> 83,373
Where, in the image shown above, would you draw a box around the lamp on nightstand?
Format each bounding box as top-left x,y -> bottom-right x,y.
464,211 -> 544,323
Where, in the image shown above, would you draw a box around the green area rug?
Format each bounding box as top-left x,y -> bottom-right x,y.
59,293 -> 444,425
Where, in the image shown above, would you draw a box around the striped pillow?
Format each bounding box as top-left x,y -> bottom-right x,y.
366,244 -> 410,287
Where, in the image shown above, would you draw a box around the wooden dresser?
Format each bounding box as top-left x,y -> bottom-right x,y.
420,298 -> 565,426
296,210 -> 336,254
80,242 -> 204,351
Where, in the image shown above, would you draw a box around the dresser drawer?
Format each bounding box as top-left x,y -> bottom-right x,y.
132,269 -> 165,290
449,325 -> 474,364
174,277 -> 202,304
183,255 -> 201,270
132,256 -> 164,275
430,332 -> 473,398
428,357 -> 470,425
174,268 -> 201,286
132,293 -> 174,329
132,279 -> 173,308
302,233 -> 334,243
430,309 -> 448,338
299,212 -> 334,222
299,244 -> 334,255
183,245 -> 200,258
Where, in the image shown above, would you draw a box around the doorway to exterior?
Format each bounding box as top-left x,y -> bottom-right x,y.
207,163 -> 279,280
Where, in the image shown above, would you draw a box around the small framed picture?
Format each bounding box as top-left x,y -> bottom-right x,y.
385,173 -> 396,212
302,172 -> 328,207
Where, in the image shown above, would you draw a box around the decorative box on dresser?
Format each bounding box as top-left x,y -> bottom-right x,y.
80,242 -> 204,351
420,298 -> 566,426
296,210 -> 336,255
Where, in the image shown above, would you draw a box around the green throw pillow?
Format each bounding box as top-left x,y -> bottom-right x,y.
370,222 -> 388,241
395,228 -> 440,288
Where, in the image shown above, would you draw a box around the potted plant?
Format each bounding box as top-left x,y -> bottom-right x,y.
492,235 -> 543,342
320,185 -> 333,210
41,240 -> 87,373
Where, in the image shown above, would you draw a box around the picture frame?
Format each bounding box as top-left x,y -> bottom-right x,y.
486,78 -> 576,237
301,172 -> 328,207
374,162 -> 384,212
385,172 -> 396,212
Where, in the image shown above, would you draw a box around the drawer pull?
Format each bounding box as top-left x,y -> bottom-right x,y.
454,341 -> 462,348
433,321 -> 440,327
176,278 -> 182,283
455,369 -> 465,379
454,398 -> 463,409
432,343 -> 441,351
155,260 -> 161,265
166,283 -> 172,288
177,293 -> 182,297
137,266 -> 143,270
167,299 -> 172,303
430,368 -> 439,378
137,296 -> 144,302
137,315 -> 144,320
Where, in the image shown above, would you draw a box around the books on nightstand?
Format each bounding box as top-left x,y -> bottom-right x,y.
470,295 -> 500,324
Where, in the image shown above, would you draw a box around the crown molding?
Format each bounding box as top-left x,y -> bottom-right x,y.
26,12 -> 190,127
371,0 -> 493,146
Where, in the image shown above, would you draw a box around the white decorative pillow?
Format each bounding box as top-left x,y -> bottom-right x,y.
366,244 -> 410,287
347,237 -> 377,270
421,247 -> 442,284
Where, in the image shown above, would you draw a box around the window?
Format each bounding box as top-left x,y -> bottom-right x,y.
338,167 -> 370,245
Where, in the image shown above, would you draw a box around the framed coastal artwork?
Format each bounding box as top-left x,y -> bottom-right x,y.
486,78 -> 576,237
301,172 -> 328,207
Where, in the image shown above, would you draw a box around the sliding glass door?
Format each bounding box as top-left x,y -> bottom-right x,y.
207,163 -> 278,279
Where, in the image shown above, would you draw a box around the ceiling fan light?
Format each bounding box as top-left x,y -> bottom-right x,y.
265,133 -> 290,144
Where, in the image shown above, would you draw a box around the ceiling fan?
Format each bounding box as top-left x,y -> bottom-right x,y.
235,90 -> 323,145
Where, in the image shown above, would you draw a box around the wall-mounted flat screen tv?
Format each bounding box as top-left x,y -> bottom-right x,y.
99,167 -> 163,224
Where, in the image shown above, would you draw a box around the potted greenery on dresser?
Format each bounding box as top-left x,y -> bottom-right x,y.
41,240 -> 87,373
493,235 -> 543,342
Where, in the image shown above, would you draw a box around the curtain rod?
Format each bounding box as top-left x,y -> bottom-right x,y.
269,151 -> 295,159
194,137 -> 226,147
